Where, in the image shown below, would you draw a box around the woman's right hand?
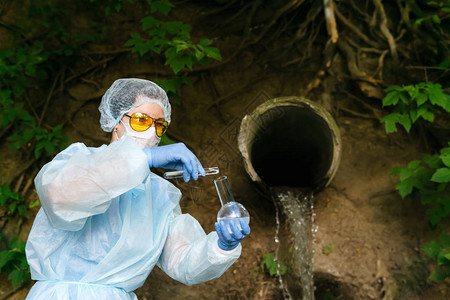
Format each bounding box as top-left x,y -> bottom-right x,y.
143,143 -> 205,182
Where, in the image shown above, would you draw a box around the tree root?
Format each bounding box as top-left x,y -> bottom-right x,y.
251,0 -> 305,45
64,55 -> 117,84
324,0 -> 338,43
334,5 -> 379,48
341,90 -> 383,120
338,39 -> 384,99
339,106 -> 379,120
372,0 -> 399,71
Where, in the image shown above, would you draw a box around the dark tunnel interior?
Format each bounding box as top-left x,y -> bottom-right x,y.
250,105 -> 334,189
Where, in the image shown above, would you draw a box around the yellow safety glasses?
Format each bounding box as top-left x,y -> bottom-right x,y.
124,113 -> 168,137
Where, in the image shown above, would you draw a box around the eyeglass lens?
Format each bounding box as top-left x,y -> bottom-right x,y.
129,113 -> 167,137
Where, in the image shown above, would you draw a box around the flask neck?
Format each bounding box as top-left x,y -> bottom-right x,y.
214,176 -> 235,207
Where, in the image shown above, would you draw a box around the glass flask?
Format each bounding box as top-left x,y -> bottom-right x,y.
214,176 -> 250,233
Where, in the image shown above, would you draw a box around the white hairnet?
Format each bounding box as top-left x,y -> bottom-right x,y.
99,78 -> 171,132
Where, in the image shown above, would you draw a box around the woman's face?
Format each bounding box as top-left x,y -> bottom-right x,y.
111,101 -> 165,143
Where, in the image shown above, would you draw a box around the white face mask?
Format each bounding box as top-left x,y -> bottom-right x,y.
116,120 -> 161,149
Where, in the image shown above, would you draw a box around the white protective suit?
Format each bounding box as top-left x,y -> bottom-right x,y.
25,134 -> 241,299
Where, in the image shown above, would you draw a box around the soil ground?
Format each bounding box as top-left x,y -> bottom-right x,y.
1,1 -> 449,299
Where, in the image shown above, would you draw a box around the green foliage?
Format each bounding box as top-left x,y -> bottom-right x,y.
423,232 -> 450,283
0,236 -> 30,290
381,83 -> 450,133
1,87 -> 67,159
7,124 -> 68,159
0,48 -> 48,97
0,185 -> 28,218
390,144 -> 450,226
0,91 -> 35,127
124,16 -> 221,73
415,1 -> 450,25
323,243 -> 334,255
154,76 -> 192,104
261,253 -> 287,276
159,134 -> 175,146
382,80 -> 449,284
88,0 -> 135,16
0,2 -> 70,160
123,0 -> 221,100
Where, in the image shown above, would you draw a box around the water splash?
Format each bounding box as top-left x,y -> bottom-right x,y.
271,187 -> 316,300
273,191 -> 293,300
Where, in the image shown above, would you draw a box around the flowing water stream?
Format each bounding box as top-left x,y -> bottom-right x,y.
271,187 -> 316,300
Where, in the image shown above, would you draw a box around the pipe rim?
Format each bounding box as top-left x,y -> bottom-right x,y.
238,96 -> 342,192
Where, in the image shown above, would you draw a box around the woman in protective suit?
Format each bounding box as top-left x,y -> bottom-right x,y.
25,78 -> 250,299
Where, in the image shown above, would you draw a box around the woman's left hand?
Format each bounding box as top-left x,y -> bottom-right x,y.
143,143 -> 205,182
215,219 -> 251,251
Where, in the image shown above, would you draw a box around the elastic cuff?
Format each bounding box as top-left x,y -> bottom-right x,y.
214,240 -> 240,255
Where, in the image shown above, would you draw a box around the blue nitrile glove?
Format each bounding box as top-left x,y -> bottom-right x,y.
142,143 -> 205,182
215,219 -> 250,251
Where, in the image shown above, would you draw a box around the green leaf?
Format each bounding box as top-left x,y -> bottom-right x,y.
407,160 -> 421,169
423,241 -> 441,258
416,92 -> 428,106
431,168 -> 450,183
415,17 -> 427,25
164,21 -> 183,35
398,91 -> 411,104
0,251 -> 13,270
398,114 -> 412,133
382,92 -> 400,107
195,49 -> 205,61
8,269 -> 26,290
9,237 -> 25,251
8,202 -> 17,213
29,199 -> 40,208
18,205 -> 28,218
167,57 -> 185,74
399,167 -> 414,181
427,83 -> 447,108
441,232 -> 450,248
442,153 -> 450,167
429,268 -> 446,283
417,106 -> 435,122
198,38 -> 213,47
438,250 -> 450,265
381,113 -> 400,133
160,134 -> 175,145
279,264 -> 287,275
431,14 -> 441,24
396,179 -> 414,198
262,253 -> 274,265
439,60 -> 450,68
203,47 -> 222,61
150,0 -> 173,15
427,210 -> 441,227
423,154 -> 441,169
269,263 -> 277,276
410,109 -> 419,123
389,166 -> 402,175
141,16 -> 159,30
44,141 -> 55,154
384,85 -> 402,92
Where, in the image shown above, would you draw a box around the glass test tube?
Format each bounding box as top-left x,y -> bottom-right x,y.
163,167 -> 219,179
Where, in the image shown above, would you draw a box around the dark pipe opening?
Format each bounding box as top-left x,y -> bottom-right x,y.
250,106 -> 334,189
